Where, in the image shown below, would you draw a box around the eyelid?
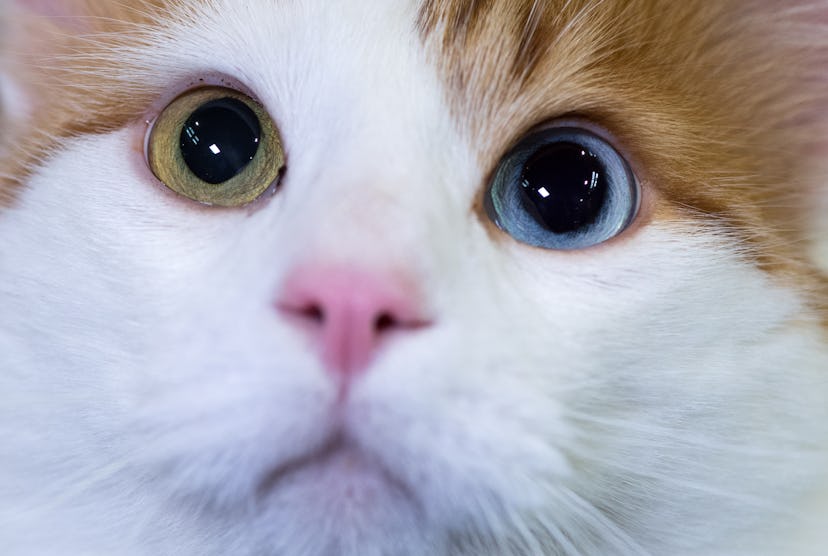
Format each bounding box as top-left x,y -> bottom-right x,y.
522,117 -> 640,175
140,72 -> 265,133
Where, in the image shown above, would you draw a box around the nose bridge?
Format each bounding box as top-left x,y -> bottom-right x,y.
285,130 -> 435,264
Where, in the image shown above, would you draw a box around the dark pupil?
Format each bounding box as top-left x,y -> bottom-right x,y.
519,142 -> 606,234
180,98 -> 261,184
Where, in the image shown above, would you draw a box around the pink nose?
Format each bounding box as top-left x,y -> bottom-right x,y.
276,266 -> 431,380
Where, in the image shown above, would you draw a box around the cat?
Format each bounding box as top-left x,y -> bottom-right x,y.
1,0 -> 827,554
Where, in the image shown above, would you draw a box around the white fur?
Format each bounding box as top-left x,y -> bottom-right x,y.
0,1 -> 827,555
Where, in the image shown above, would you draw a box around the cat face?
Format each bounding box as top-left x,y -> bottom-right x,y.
1,1 -> 827,555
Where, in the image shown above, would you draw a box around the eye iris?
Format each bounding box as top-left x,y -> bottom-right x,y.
179,97 -> 262,184
519,142 -> 606,234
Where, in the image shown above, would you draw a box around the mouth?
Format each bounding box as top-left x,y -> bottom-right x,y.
256,430 -> 419,513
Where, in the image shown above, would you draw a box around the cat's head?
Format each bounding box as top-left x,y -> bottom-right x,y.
1,1 -> 827,555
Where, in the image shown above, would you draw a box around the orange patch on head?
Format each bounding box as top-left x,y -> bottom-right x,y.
419,0 -> 828,321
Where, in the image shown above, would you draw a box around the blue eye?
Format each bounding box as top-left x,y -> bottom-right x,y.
486,126 -> 639,250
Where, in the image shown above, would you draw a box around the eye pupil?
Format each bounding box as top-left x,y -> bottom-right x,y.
179,97 -> 262,184
519,142 -> 606,234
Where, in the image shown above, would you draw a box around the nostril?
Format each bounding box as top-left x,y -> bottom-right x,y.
276,300 -> 325,325
300,303 -> 325,324
374,312 -> 396,333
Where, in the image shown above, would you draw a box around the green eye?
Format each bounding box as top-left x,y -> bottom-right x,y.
147,87 -> 285,207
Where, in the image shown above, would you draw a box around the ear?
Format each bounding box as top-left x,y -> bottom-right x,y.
0,0 -> 102,135
0,0 -> 28,146
0,68 -> 30,137
0,16 -> 28,132
1,1 -> 59,129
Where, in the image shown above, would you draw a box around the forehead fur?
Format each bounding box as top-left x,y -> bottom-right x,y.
418,0 -> 828,317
